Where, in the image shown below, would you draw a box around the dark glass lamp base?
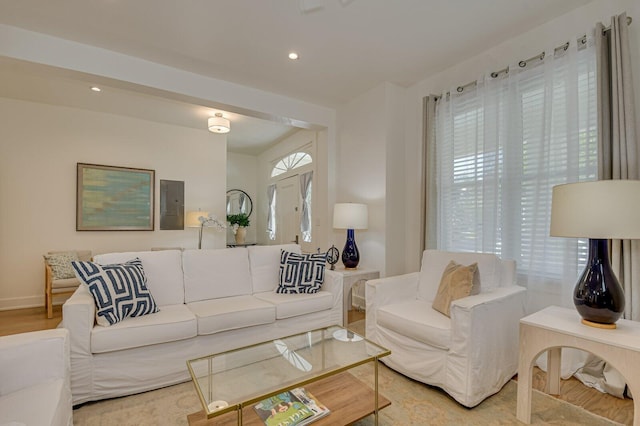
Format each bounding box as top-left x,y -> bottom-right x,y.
573,239 -> 625,328
342,229 -> 360,269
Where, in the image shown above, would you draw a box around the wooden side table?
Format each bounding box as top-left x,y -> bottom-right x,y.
331,267 -> 380,326
516,305 -> 640,425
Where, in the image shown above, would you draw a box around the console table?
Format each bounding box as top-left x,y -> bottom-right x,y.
516,305 -> 640,425
331,267 -> 379,327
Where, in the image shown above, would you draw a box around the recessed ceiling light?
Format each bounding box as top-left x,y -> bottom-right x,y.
90,86 -> 101,92
288,52 -> 299,60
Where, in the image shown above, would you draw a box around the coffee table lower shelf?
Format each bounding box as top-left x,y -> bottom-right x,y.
187,371 -> 391,425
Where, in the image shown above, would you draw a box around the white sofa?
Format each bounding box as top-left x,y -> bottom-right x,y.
62,244 -> 343,405
366,250 -> 526,407
0,329 -> 72,426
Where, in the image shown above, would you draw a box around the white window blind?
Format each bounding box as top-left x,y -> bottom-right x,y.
435,38 -> 597,308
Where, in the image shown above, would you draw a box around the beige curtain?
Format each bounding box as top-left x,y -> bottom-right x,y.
596,12 -> 640,321
577,12 -> 638,400
421,96 -> 438,252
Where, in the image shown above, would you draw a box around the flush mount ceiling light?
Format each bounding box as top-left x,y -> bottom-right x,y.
208,113 -> 230,134
90,86 -> 101,92
288,52 -> 299,60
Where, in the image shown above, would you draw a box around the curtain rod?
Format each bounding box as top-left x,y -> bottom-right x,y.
443,16 -> 632,97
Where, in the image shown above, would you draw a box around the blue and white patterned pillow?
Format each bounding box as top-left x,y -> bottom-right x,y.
277,251 -> 327,294
71,258 -> 159,326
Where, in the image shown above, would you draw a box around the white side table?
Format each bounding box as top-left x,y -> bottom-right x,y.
516,305 -> 640,425
331,267 -> 380,326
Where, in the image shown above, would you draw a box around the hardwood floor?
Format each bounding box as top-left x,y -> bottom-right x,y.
527,365 -> 633,425
1,306 -> 634,424
0,305 -> 62,337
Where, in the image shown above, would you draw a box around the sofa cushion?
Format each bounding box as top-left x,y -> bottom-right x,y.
44,251 -> 78,279
182,248 -> 253,303
93,250 -> 185,306
0,379 -> 66,426
254,291 -> 333,319
432,261 -> 479,317
418,250 -> 500,302
91,304 -> 197,353
187,295 -> 276,335
72,258 -> 159,327
377,300 -> 451,350
248,244 -> 301,293
277,251 -> 327,294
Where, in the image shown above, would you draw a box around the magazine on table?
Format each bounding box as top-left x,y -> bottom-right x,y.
253,387 -> 330,426
289,387 -> 330,425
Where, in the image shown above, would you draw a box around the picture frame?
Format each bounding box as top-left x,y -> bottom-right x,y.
76,163 -> 155,231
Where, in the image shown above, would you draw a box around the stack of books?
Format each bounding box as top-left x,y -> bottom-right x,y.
253,387 -> 330,426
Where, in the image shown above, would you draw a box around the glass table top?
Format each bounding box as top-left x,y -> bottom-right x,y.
187,325 -> 390,419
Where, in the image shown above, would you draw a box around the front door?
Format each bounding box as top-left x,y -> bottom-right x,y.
275,175 -> 300,245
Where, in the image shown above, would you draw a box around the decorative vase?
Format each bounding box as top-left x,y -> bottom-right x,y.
235,227 -> 246,245
341,229 -> 360,269
573,238 -> 625,328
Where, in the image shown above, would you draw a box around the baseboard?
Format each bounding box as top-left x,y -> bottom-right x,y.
0,295 -> 49,311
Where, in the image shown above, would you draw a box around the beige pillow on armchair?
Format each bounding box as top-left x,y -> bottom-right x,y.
432,260 -> 480,317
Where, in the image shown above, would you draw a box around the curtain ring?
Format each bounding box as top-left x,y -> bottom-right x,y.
456,86 -> 464,93
519,60 -> 527,68
490,71 -> 498,78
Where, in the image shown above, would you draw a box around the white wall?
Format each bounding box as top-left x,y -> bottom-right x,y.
402,0 -> 640,272
227,152 -> 258,244
384,83 -> 407,277
0,25 -> 338,310
0,98 -> 226,309
335,82 -> 406,277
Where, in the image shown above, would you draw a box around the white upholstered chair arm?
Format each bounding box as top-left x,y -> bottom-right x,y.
450,285 -> 526,345
0,328 -> 70,396
451,285 -> 525,312
450,286 -> 526,368
366,273 -> 419,307
365,272 -> 419,338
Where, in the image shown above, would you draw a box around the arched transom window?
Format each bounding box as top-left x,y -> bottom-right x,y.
271,152 -> 312,177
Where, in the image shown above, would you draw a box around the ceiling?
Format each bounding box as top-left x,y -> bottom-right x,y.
0,0 -> 594,152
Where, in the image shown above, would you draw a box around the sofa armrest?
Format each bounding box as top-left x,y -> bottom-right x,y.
62,285 -> 95,356
0,328 -> 69,395
365,272 -> 419,339
323,269 -> 344,317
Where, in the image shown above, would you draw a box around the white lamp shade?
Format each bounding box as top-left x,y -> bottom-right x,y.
333,203 -> 368,230
550,180 -> 640,239
186,211 -> 209,228
208,114 -> 230,134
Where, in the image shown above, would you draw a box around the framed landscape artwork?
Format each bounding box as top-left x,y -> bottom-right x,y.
76,163 -> 155,231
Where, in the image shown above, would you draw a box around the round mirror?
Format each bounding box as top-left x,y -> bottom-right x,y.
226,189 -> 253,217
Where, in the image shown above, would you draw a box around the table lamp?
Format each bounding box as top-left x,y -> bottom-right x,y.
186,210 -> 226,249
550,180 -> 640,328
333,203 -> 368,269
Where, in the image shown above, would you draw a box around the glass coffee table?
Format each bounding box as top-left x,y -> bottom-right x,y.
186,325 -> 391,425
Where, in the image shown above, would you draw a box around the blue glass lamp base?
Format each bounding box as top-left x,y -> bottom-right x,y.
573,239 -> 625,328
342,229 -> 360,269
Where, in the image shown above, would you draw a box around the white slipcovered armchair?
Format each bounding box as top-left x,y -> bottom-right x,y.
366,250 -> 526,407
0,329 -> 72,426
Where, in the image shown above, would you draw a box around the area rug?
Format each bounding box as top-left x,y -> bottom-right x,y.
73,321 -> 622,425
